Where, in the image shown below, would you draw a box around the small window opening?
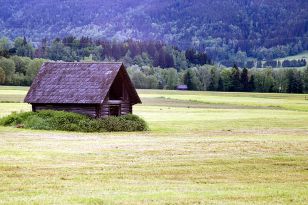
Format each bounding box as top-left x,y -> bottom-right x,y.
109,105 -> 120,116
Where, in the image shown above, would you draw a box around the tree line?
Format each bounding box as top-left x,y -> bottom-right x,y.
0,56 -> 45,86
2,36 -> 307,71
0,36 -> 211,70
1,36 -> 308,93
128,65 -> 308,94
0,54 -> 307,93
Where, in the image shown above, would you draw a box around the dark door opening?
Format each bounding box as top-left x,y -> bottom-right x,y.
109,105 -> 120,116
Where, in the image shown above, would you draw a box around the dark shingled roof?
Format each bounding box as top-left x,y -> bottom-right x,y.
24,62 -> 141,104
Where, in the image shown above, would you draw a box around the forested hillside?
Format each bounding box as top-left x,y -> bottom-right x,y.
0,0 -> 307,64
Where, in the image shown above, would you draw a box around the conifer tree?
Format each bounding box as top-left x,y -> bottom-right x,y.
294,71 -> 303,93
240,67 -> 249,91
248,74 -> 255,92
184,70 -> 193,90
230,64 -> 241,91
184,69 -> 200,90
287,70 -> 303,93
217,77 -> 224,91
304,67 -> 308,93
208,68 -> 216,91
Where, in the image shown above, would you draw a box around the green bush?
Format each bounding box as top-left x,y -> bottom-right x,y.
0,111 -> 35,126
24,115 -> 52,130
0,110 -> 148,132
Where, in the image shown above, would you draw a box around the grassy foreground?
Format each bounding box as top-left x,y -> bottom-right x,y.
0,87 -> 307,204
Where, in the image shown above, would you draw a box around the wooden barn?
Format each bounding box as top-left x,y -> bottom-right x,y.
24,62 -> 141,118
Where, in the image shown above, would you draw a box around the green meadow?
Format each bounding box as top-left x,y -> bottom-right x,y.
0,86 -> 307,204
274,51 -> 308,62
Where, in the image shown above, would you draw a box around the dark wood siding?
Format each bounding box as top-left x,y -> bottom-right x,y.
99,101 -> 132,117
100,103 -> 110,117
33,102 -> 133,118
33,104 -> 98,118
120,102 -> 132,115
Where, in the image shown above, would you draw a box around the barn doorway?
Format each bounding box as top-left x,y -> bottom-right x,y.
109,105 -> 120,116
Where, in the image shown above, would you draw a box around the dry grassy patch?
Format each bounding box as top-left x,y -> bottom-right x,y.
0,87 -> 307,204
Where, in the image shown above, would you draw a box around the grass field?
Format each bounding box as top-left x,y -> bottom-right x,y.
260,51 -> 308,69
0,86 -> 307,204
274,51 -> 308,62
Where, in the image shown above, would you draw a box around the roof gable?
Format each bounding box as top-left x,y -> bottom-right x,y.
117,66 -> 142,104
24,62 -> 141,104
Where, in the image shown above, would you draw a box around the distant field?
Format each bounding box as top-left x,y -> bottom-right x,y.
272,51 -> 308,69
257,51 -> 308,69
0,86 -> 307,204
274,51 -> 308,62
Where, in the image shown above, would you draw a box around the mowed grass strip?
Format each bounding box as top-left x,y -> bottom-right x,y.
136,105 -> 308,132
0,103 -> 30,117
0,128 -> 307,204
2,86 -> 308,110
139,90 -> 308,112
0,87 -> 28,103
0,86 -> 307,204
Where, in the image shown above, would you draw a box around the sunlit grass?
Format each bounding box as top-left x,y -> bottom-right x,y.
139,90 -> 308,111
0,86 -> 307,204
0,103 -> 30,117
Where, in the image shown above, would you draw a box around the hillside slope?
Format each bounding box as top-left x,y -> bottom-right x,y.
0,0 -> 307,60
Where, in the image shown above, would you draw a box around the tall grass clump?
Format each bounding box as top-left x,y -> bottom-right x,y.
0,110 -> 148,132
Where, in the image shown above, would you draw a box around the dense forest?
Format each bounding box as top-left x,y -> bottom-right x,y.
1,36 -> 306,69
0,36 -> 308,93
0,36 -> 210,69
0,0 -> 307,66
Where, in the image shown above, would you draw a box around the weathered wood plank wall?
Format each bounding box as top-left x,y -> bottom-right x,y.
120,102 -> 132,115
